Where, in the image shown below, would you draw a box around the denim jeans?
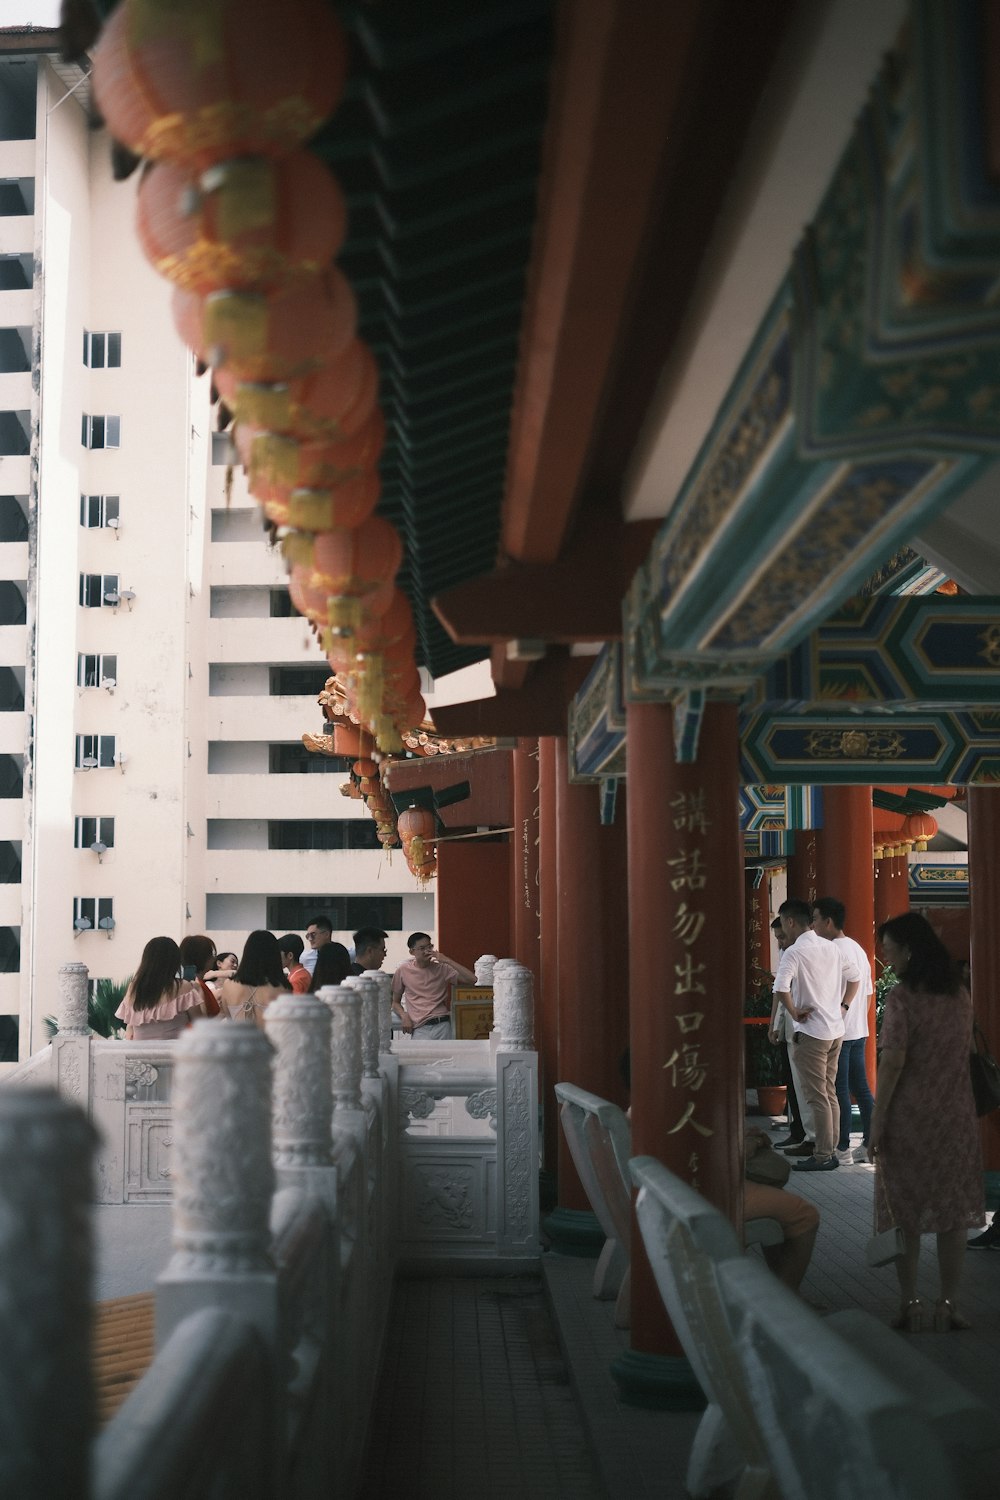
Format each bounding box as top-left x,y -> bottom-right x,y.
835,1037 -> 875,1149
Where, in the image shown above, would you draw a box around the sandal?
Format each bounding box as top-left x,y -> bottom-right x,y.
890,1299 -> 923,1332
933,1300 -> 971,1332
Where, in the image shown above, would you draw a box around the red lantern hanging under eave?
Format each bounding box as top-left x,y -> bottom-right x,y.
216,343 -> 379,445
397,805 -> 436,845
901,811 -> 938,852
137,151 -> 347,295
93,0 -> 348,171
173,268 -> 356,383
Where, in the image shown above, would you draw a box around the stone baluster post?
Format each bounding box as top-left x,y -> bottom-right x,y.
0,1088 -> 97,1499
491,957 -> 516,1046
321,985 -> 363,1115
475,954 -> 498,986
56,962 -> 90,1034
53,962 -> 93,1109
493,962 -> 535,1050
265,995 -> 333,1170
158,1022 -> 277,1331
344,975 -> 380,1079
369,970 -> 394,1054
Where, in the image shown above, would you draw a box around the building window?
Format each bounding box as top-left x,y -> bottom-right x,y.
268,743 -> 350,775
0,1013 -> 17,1060
74,735 -> 116,770
73,896 -> 114,934
265,896 -> 402,932
211,431 -> 237,465
83,331 -> 122,368
77,653 -> 117,689
74,816 -> 115,851
269,588 -> 301,618
268,819 -> 381,851
79,573 -> 120,608
270,665 -> 331,697
81,414 -> 121,450
79,494 -> 120,529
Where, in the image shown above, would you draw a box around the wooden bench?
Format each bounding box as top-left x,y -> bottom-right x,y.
631,1154 -> 999,1500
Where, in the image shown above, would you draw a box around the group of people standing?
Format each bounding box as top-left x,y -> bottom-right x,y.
113,924 -> 477,1042
765,898 -> 984,1331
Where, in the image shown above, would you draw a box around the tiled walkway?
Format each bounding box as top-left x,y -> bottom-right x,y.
359,1273 -> 606,1499
361,1112 -> 1000,1500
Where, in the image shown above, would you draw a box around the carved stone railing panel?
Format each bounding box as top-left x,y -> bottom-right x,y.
496,1051 -> 540,1256
0,1088 -> 97,1497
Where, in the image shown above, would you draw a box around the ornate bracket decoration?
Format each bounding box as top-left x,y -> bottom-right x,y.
465,1089 -> 497,1132
623,0 -> 1000,704
398,1087 -> 436,1130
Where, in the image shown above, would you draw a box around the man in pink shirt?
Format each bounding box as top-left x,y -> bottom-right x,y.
391,932 -> 476,1039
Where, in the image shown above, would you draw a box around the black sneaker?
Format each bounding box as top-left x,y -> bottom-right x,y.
773,1137 -> 805,1150
782,1141 -> 816,1157
967,1226 -> 1000,1250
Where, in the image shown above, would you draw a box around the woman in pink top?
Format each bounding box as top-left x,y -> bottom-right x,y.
116,936 -> 206,1040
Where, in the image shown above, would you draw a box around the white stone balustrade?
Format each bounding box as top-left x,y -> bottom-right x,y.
321,984 -> 363,1113
0,1088 -> 97,1497
344,974 -> 380,1079
265,995 -> 333,1169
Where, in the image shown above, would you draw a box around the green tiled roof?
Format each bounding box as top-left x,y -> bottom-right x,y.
315,2 -> 552,677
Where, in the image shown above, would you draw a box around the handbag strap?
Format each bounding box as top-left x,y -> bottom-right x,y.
875,1166 -> 895,1232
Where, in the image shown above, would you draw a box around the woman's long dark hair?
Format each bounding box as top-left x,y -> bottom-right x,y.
235,930 -> 289,989
878,912 -> 961,996
179,934 -> 215,977
309,942 -> 351,991
131,936 -> 183,1012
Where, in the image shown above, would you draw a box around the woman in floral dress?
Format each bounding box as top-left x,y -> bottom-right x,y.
870,912 -> 984,1332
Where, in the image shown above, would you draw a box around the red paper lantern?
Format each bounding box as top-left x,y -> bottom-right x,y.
257,473 -> 381,535
93,0 -> 347,170
397,805 -> 435,845
173,267 -> 356,382
137,150 -> 347,294
901,811 -> 938,852
309,511 -> 402,587
216,344 -> 379,444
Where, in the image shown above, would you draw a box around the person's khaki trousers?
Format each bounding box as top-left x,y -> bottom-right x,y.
791,1033 -> 843,1159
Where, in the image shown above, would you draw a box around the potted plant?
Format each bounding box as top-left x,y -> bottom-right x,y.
744,969 -> 787,1116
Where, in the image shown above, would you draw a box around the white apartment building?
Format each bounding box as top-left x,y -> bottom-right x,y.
0,36 -> 433,1071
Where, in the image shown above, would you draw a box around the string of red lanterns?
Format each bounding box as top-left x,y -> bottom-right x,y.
93,0 -> 427,756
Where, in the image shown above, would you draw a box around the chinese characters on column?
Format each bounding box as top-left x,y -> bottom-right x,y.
663,789 -> 714,1186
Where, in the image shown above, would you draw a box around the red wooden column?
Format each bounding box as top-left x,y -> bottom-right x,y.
548,739 -> 629,1243
538,737 -> 560,1180
815,786 -> 877,1078
785,829 -> 818,906
745,868 -> 771,981
617,700 -> 743,1406
510,738 -> 541,977
968,786 -> 1000,1173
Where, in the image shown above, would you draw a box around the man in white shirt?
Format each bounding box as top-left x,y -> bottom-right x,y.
812,897 -> 876,1164
771,898 -> 859,1171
